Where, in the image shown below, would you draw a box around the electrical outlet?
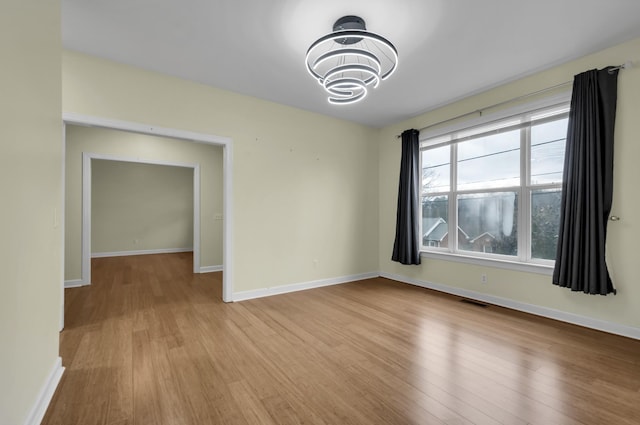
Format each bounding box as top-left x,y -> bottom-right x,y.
481,273 -> 488,284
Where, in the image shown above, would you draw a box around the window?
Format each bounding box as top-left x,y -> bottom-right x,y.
420,98 -> 569,269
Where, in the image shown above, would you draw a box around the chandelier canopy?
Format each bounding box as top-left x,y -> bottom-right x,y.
305,16 -> 398,105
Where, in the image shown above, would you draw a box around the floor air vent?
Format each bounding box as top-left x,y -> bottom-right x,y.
460,299 -> 489,308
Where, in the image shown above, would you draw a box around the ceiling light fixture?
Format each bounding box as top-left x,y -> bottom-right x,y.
305,15 -> 398,105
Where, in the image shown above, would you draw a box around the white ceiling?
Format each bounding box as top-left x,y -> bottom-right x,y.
62,0 -> 640,128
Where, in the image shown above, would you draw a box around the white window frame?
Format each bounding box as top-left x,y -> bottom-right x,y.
419,92 -> 572,275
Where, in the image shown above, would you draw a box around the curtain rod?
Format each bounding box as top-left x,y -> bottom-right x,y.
396,61 -> 632,138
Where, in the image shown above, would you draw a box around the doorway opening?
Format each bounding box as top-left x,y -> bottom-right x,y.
83,154 -> 200,278
61,113 -> 234,329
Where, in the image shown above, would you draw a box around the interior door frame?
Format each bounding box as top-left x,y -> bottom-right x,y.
82,153 -> 201,280
61,113 -> 234,328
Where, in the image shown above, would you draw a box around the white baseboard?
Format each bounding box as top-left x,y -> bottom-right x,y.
91,248 -> 193,258
380,272 -> 640,341
64,279 -> 86,288
199,265 -> 223,273
233,272 -> 378,302
24,357 -> 64,425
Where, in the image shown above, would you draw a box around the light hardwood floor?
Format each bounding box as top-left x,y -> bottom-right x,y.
43,253 -> 640,425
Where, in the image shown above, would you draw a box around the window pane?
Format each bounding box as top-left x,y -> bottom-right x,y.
531,189 -> 562,260
457,192 -> 518,256
422,145 -> 450,193
457,130 -> 520,190
422,196 -> 449,248
531,118 -> 567,185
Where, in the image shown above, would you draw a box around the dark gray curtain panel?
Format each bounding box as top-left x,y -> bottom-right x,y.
392,129 -> 421,265
553,67 -> 619,295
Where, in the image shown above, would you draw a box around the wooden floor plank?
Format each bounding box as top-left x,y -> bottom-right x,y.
42,253 -> 640,425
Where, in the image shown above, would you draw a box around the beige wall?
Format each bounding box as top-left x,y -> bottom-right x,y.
378,37 -> 640,331
0,2 -> 62,424
65,125 -> 223,280
92,160 -> 195,254
63,51 -> 380,292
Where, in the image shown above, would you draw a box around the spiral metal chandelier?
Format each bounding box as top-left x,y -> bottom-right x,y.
305,16 -> 398,105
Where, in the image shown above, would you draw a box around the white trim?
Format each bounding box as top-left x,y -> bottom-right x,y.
23,357 -> 64,425
81,152 -> 91,287
419,91 -> 572,141
60,124 -> 67,331
222,140 -> 233,302
64,279 -> 85,288
199,265 -> 223,273
420,251 -> 554,275
64,112 -> 234,303
380,272 -> 640,341
193,165 -> 201,274
62,113 -> 231,145
83,152 -> 200,167
91,248 -> 193,258
233,272 -> 378,302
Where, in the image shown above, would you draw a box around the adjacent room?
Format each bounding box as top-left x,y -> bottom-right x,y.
2,1 -> 640,424
63,125 -> 225,290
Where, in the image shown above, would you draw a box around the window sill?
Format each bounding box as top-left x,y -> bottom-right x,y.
420,250 -> 554,275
